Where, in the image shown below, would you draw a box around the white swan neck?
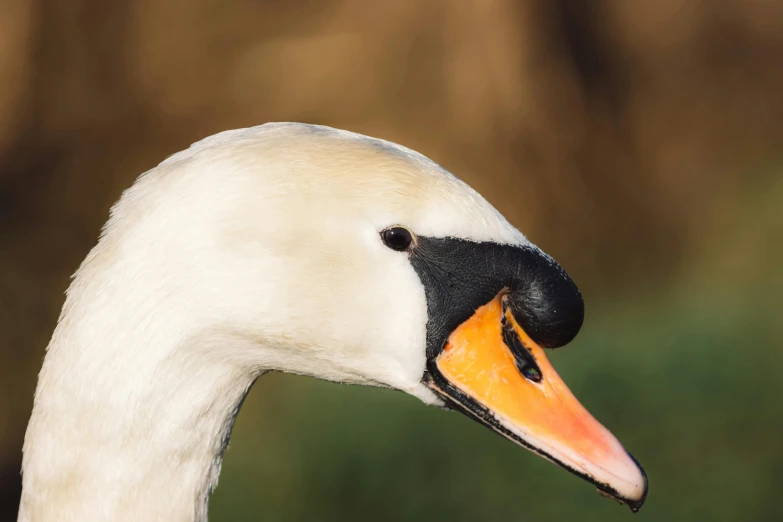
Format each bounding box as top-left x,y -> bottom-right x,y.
18,268 -> 259,522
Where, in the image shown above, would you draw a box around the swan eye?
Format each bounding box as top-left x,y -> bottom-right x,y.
381,226 -> 414,251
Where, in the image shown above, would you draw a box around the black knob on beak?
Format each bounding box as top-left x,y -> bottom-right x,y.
408,236 -> 585,358
506,250 -> 584,348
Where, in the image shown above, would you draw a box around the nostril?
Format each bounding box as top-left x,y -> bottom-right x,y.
501,305 -> 544,382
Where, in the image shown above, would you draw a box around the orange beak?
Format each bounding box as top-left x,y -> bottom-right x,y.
426,292 -> 647,511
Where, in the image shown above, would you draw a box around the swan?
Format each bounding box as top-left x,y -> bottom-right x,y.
18,123 -> 647,521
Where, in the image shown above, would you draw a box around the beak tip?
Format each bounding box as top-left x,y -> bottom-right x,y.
593,450 -> 648,513
625,453 -> 649,513
604,451 -> 648,513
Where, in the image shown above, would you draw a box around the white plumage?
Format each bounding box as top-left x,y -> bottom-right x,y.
19,123 -> 530,521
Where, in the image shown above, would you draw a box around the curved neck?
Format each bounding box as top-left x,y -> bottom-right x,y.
18,269 -> 260,522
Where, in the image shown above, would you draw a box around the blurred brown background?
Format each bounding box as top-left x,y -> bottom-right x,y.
2,1 -> 782,520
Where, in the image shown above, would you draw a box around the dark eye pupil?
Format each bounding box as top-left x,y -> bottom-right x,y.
382,227 -> 413,251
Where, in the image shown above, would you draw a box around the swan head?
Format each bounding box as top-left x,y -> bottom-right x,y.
86,123 -> 647,511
